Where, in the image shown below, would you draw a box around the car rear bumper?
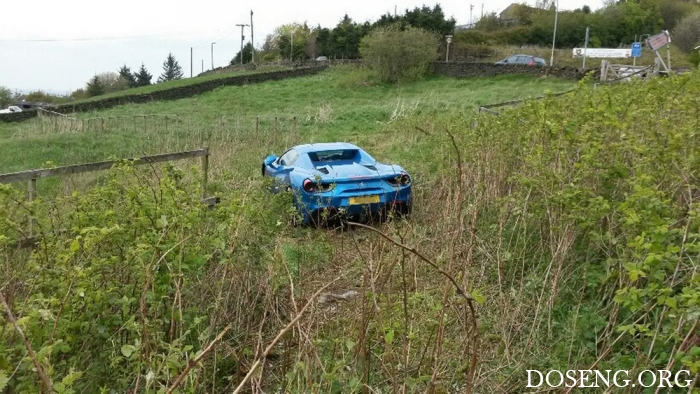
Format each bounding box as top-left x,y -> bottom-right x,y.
296,187 -> 412,224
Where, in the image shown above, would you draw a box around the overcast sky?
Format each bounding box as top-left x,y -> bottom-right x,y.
0,0 -> 603,94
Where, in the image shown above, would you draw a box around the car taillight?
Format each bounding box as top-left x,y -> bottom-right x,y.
303,179 -> 333,193
387,172 -> 411,186
303,179 -> 317,193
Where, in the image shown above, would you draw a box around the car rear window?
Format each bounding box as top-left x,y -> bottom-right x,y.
308,149 -> 359,162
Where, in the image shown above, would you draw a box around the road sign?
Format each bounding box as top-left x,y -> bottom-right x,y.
631,42 -> 642,57
646,31 -> 671,51
573,48 -> 631,58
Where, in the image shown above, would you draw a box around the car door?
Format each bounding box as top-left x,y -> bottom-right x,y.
266,149 -> 298,190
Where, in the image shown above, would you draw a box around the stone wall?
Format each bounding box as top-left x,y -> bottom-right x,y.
0,110 -> 39,123
432,61 -> 597,80
55,66 -> 328,114
0,66 -> 328,123
199,59 -> 361,77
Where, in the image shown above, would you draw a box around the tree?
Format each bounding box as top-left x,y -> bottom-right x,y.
359,24 -> 439,83
134,63 -> 153,87
91,72 -> 129,94
23,90 -> 70,104
0,86 -> 12,108
324,15 -> 370,59
231,43 -> 254,65
402,4 -> 456,35
274,22 -> 312,60
157,53 -> 184,83
70,88 -> 88,100
674,12 -> 700,52
86,75 -> 104,97
118,65 -> 137,88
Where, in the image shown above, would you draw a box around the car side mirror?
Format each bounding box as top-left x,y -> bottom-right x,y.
264,155 -> 278,167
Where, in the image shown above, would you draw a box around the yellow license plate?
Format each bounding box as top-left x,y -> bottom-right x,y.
350,195 -> 380,205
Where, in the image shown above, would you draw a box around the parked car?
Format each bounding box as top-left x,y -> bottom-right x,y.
262,142 -> 413,226
0,105 -> 23,114
315,56 -> 329,61
495,54 -> 547,66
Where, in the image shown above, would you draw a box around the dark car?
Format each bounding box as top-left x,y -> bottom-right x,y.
495,54 -> 547,66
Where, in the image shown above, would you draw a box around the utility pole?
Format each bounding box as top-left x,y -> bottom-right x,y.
190,47 -> 193,78
550,0 -> 559,67
582,27 -> 590,69
250,10 -> 255,64
481,3 -> 484,20
211,42 -> 216,70
235,23 -> 249,65
291,29 -> 296,61
470,4 -> 474,28
394,5 -> 397,17
202,59 -> 204,73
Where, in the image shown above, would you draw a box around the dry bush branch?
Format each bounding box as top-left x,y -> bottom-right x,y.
0,291 -> 53,392
166,323 -> 232,394
232,276 -> 342,394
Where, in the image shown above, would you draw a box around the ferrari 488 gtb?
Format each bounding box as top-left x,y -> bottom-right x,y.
262,142 -> 412,225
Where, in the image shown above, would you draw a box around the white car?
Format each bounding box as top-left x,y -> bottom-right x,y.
0,105 -> 22,114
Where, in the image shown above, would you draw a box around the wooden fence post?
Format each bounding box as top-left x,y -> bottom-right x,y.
27,178 -> 37,237
201,148 -> 209,199
293,116 -> 297,134
255,117 -> 259,136
274,116 -> 278,133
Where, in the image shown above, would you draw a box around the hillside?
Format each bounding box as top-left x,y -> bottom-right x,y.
1,66 -> 698,393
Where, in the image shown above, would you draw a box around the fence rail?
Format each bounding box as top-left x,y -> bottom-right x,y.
0,148 -> 214,247
478,89 -> 575,115
0,148 -> 208,184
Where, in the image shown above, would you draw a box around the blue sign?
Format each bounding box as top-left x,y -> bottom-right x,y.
631,42 -> 642,57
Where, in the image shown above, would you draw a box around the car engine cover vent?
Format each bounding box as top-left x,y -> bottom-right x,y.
363,165 -> 378,171
316,167 -> 330,174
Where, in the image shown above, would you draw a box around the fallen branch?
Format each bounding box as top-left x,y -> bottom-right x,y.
0,291 -> 53,393
232,277 -> 341,394
166,323 -> 232,394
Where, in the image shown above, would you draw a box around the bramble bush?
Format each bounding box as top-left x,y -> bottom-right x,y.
359,24 -> 440,83
0,163 -> 298,392
387,69 -> 700,388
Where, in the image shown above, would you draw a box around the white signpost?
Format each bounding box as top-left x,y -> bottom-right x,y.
572,48 -> 632,58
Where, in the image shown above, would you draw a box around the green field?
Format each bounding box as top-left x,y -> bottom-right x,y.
0,66 -> 574,175
2,65 -> 697,393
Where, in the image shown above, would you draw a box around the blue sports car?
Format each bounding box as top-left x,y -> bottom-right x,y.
262,142 -> 413,225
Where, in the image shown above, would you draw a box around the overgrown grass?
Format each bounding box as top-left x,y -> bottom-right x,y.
4,66 -> 695,393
